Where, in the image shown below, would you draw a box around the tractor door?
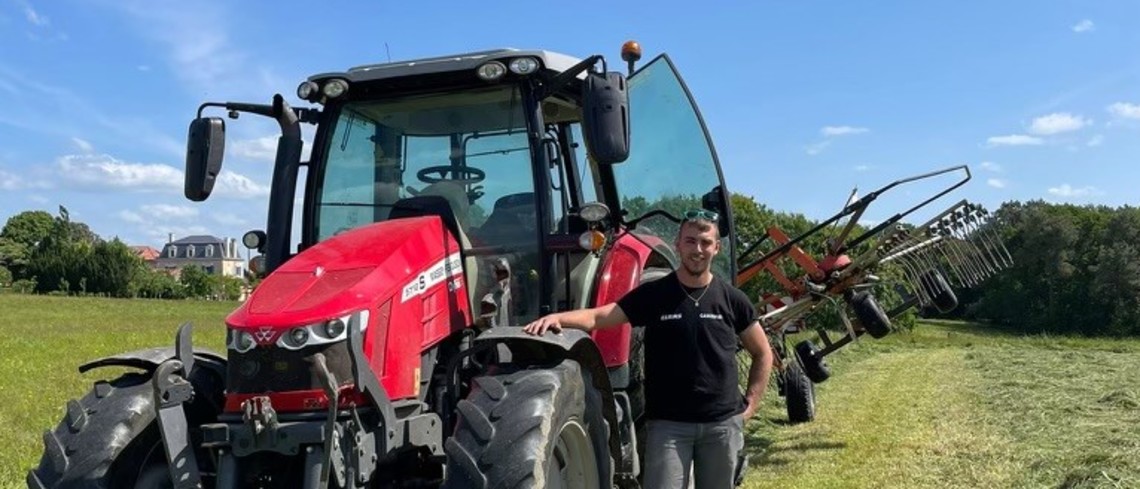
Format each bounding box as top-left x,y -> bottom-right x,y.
614,54 -> 735,278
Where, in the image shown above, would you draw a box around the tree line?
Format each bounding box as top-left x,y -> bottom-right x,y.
3,197 -> 1137,337
0,208 -> 244,300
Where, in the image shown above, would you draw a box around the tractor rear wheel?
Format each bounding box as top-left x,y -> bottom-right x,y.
783,356 -> 815,424
443,360 -> 612,489
27,367 -> 223,489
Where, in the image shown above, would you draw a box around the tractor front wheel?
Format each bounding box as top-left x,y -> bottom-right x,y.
27,367 -> 222,489
443,359 -> 612,489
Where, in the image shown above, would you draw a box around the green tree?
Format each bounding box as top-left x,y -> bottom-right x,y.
180,265 -> 213,298
0,210 -> 54,279
0,265 -> 11,287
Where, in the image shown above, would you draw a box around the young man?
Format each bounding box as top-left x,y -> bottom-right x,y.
523,210 -> 773,489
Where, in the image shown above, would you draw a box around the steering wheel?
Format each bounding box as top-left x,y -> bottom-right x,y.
416,165 -> 486,185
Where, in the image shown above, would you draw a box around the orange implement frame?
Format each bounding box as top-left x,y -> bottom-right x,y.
735,226 -> 825,302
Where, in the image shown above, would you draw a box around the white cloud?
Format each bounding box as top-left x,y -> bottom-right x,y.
215,171 -> 271,199
0,167 -> 50,190
854,165 -> 871,172
22,4 -> 48,26
1087,135 -> 1104,147
51,153 -> 268,200
1107,102 -> 1140,120
231,136 -> 278,162
55,154 -> 181,192
821,126 -> 869,137
141,204 -> 198,220
987,134 -> 1044,146
1029,112 -> 1089,135
805,140 -> 832,156
211,212 -> 248,226
71,137 -> 94,153
1072,19 -> 1095,33
1048,184 -> 1102,198
987,178 -> 1006,189
979,161 -> 1002,172
0,65 -> 183,159
107,2 -> 284,99
145,225 -> 212,242
28,194 -> 49,204
0,169 -> 24,190
117,210 -> 146,224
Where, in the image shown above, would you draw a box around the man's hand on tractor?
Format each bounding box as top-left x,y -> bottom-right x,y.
523,314 -> 564,335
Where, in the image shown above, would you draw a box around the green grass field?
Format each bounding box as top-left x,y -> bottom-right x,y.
1,294 -> 1138,488
742,320 -> 1140,489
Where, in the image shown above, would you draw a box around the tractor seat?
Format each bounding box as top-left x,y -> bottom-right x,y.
474,192 -> 535,244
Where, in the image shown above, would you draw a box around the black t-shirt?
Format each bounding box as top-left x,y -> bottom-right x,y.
618,271 -> 758,423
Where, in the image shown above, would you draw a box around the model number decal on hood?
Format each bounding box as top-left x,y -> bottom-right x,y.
402,253 -> 463,302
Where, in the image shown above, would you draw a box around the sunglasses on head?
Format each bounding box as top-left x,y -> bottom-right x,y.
682,209 -> 719,222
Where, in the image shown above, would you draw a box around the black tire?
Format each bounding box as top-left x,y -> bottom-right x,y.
920,270 -> 958,313
794,340 -> 831,384
783,357 -> 815,424
850,292 -> 892,339
27,367 -> 223,489
443,360 -> 612,488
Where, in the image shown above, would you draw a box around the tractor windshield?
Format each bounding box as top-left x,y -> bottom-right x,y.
313,85 -> 542,321
314,86 -> 534,240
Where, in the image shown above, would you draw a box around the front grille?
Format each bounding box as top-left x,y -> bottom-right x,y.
227,341 -> 356,394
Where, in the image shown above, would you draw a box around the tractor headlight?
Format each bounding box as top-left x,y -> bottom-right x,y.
227,329 -> 256,353
322,78 -> 349,99
578,202 -> 610,222
508,57 -> 540,75
276,309 -> 369,351
297,81 -> 319,101
476,61 -> 507,81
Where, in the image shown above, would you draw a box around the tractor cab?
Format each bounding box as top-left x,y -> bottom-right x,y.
188,46 -> 735,328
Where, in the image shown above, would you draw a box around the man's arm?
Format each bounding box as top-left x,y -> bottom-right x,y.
522,303 -> 630,336
739,321 -> 773,420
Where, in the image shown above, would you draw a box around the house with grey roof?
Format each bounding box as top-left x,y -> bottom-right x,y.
153,234 -> 246,279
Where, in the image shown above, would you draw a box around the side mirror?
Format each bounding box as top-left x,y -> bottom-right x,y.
702,186 -> 731,239
582,71 -> 630,164
185,117 -> 226,202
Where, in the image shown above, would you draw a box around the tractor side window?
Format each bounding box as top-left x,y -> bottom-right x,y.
614,55 -> 734,278
570,123 -> 601,205
315,110 -> 388,240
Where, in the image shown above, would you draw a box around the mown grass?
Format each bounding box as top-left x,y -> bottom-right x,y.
0,294 -> 234,487
1,294 -> 1137,488
740,320 -> 1140,488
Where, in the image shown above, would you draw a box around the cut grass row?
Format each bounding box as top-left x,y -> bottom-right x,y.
740,321 -> 1140,488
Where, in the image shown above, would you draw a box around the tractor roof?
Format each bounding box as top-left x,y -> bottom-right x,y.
308,48 -> 585,84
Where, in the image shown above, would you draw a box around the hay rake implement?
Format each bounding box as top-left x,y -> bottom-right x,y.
733,164 -> 1012,424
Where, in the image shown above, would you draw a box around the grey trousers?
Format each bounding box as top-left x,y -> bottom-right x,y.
643,414 -> 745,489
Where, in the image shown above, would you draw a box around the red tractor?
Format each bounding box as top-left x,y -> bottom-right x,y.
28,43 -> 747,488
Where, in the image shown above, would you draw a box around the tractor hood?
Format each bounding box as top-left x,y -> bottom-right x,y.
227,216 -> 461,329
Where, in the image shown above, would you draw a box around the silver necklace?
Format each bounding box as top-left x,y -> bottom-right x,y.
680,280 -> 711,307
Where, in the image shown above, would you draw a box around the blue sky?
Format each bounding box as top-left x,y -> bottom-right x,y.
1,0 -> 1138,250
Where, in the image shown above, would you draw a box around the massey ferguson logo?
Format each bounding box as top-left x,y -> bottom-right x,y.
254,327 -> 276,343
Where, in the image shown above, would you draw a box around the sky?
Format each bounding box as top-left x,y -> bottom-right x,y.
1,0 -> 1138,250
